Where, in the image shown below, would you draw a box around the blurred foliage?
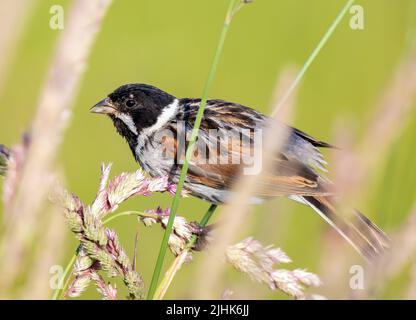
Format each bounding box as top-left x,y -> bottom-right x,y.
0,0 -> 415,299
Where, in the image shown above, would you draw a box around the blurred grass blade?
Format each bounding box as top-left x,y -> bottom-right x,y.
0,0 -> 37,95
0,0 -> 113,297
193,67 -> 297,299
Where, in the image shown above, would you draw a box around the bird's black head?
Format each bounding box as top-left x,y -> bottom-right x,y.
91,84 -> 178,145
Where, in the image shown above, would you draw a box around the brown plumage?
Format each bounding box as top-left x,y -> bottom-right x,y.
91,83 -> 389,260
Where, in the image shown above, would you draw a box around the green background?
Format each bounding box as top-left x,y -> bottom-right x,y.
1,0 -> 415,299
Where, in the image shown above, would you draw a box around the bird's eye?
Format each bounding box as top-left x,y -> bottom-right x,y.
125,99 -> 137,108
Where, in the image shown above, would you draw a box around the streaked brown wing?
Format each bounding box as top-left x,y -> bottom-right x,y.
160,109 -> 332,198
253,157 -> 332,197
187,152 -> 332,197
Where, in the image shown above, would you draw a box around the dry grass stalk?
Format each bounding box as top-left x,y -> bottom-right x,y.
57,163 -> 186,299
58,165 -> 146,299
330,120 -> 360,207
321,49 -> 416,299
332,48 -> 416,205
59,164 -> 172,299
360,49 -> 416,163
406,263 -> 416,299
226,237 -> 322,299
0,0 -> 37,94
318,228 -> 353,299
193,67 -> 297,299
154,250 -> 189,300
0,143 -> 67,299
317,124 -> 361,299
0,0 -> 113,292
19,204 -> 67,299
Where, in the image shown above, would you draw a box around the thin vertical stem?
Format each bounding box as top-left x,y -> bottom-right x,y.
147,0 -> 242,300
154,204 -> 217,300
272,0 -> 355,115
51,253 -> 77,300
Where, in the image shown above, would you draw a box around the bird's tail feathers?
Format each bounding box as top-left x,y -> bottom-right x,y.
295,195 -> 389,261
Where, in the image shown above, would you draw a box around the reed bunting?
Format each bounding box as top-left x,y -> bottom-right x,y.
91,83 -> 388,259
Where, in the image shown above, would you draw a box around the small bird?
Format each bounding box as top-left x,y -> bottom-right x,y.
91,83 -> 388,259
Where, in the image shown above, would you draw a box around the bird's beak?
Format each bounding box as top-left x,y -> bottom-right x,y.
90,98 -> 117,114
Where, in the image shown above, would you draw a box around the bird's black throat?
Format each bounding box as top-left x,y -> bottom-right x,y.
110,116 -> 139,159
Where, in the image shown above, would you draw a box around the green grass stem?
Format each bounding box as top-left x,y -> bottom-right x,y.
273,0 -> 355,115
146,0 -> 245,300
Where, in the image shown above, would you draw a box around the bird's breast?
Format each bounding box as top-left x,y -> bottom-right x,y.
134,134 -> 176,178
